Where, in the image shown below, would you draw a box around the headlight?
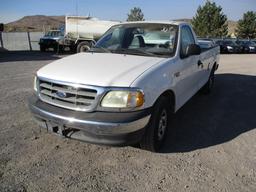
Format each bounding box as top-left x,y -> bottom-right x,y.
34,76 -> 38,91
249,46 -> 255,49
101,90 -> 144,108
227,46 -> 233,49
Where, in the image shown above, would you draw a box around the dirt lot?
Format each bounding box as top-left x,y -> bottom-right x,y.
0,52 -> 255,192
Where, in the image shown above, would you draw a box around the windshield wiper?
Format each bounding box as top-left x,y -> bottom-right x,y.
114,48 -> 156,56
90,46 -> 112,53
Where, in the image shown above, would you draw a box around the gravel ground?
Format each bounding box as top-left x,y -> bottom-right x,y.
0,52 -> 255,192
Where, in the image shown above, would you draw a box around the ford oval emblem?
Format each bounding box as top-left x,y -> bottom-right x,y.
56,91 -> 67,98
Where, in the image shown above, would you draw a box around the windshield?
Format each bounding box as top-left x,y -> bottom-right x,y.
45,31 -> 62,37
237,41 -> 254,46
93,23 -> 178,57
223,41 -> 237,46
249,41 -> 256,46
242,41 -> 256,46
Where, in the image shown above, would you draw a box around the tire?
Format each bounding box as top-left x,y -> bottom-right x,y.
76,41 -> 91,53
53,46 -> 58,53
140,96 -> 171,152
58,45 -> 64,53
40,45 -> 46,52
201,67 -> 215,94
53,45 -> 64,53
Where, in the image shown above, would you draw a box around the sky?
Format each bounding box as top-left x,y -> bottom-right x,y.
0,0 -> 256,24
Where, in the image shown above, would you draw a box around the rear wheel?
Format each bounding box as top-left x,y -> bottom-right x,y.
76,41 -> 91,53
140,96 -> 171,152
202,67 -> 215,94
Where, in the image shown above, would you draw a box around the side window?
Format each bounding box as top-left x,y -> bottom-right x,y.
96,27 -> 124,49
180,26 -> 195,58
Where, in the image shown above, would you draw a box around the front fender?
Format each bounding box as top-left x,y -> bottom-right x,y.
131,59 -> 177,109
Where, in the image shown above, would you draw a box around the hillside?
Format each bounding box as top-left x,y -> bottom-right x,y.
4,15 -> 65,32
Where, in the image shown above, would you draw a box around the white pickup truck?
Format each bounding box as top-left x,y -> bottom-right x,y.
29,21 -> 219,152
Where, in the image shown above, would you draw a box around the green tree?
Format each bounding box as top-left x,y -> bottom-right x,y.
191,0 -> 228,38
235,11 -> 256,39
127,7 -> 145,22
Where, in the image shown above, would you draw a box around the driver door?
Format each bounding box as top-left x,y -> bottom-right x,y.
177,26 -> 201,107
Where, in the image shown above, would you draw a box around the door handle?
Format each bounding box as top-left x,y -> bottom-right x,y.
198,60 -> 203,67
174,72 -> 180,77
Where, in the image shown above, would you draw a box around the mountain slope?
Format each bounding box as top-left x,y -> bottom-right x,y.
4,15 -> 238,36
5,15 -> 65,32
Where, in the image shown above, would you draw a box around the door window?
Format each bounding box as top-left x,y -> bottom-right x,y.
180,26 -> 195,58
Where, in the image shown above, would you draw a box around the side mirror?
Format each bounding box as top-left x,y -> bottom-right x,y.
185,44 -> 201,56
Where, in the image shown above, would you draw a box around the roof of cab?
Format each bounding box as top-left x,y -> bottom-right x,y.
115,20 -> 189,26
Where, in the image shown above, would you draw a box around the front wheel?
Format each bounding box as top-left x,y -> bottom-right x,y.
140,96 -> 171,152
40,45 -> 46,52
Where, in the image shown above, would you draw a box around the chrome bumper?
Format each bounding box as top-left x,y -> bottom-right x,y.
30,104 -> 150,135
28,96 -> 151,145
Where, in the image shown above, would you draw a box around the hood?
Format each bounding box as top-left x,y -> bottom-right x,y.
37,52 -> 166,87
225,45 -> 237,47
41,36 -> 63,40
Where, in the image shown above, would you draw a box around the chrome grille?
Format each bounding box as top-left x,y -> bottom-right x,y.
38,78 -> 99,111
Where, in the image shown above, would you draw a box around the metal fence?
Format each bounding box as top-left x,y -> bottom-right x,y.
0,32 -> 44,51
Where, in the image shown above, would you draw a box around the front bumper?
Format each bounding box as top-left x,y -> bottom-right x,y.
248,48 -> 256,53
226,48 -> 241,53
226,48 -> 235,53
28,95 -> 151,146
39,39 -> 58,48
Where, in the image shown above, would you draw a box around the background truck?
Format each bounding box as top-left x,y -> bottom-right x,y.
60,16 -> 120,52
39,30 -> 64,52
29,21 -> 219,152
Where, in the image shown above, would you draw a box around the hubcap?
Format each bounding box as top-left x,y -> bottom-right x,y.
157,109 -> 168,141
80,45 -> 90,52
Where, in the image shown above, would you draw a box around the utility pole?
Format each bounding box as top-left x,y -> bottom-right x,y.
0,32 -> 3,48
76,0 -> 78,37
0,23 -> 4,48
27,27 -> 35,51
27,31 -> 32,51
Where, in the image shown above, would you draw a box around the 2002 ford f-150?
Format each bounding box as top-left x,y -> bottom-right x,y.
29,21 -> 219,152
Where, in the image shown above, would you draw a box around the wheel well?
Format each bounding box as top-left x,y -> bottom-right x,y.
158,90 -> 176,113
76,40 -> 91,46
213,62 -> 217,72
76,39 -> 93,45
